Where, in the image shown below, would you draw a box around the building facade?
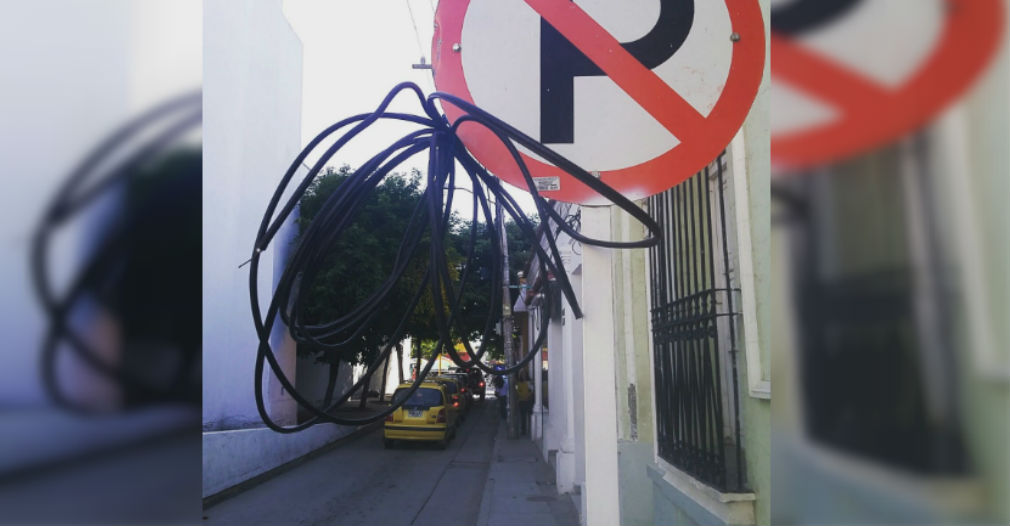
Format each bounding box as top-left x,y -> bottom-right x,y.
515,122 -> 770,525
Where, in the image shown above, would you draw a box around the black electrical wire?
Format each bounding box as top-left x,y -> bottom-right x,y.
250,82 -> 660,432
31,91 -> 202,411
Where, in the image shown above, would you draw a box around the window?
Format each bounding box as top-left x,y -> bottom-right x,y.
393,387 -> 444,408
773,135 -> 967,474
647,152 -> 747,492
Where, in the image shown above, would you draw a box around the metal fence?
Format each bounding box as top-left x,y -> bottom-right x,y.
647,153 -> 746,492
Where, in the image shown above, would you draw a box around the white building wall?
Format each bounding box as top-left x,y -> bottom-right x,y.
202,0 -> 303,430
569,271 -> 588,507
0,2 -> 129,407
530,204 -> 603,523
295,355 -> 348,409
577,206 -> 621,525
350,345 -> 404,398
200,1 -> 384,499
0,0 -> 200,407
544,314 -> 565,462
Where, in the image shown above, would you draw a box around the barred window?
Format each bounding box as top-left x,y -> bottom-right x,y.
773,136 -> 967,474
647,152 -> 747,492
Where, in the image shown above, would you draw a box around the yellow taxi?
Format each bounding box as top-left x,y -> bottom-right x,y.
431,375 -> 469,419
384,382 -> 456,449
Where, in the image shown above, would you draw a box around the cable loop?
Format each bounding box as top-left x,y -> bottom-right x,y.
250,82 -> 659,431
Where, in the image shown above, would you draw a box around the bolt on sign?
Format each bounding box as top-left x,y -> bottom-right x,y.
771,0 -> 1005,170
432,0 -> 766,205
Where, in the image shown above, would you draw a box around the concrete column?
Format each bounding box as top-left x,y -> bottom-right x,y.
546,303 -> 565,470
557,277 -> 578,494
577,205 -> 620,525
532,308 -> 544,441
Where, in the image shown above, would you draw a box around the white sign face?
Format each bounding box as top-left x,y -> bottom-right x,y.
459,0 -> 733,172
433,0 -> 765,204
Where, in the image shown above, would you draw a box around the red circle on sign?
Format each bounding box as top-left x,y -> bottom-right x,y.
432,0 -> 766,205
772,0 -> 1005,170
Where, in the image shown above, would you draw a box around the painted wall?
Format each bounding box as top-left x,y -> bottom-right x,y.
0,0 -> 200,407
736,1 -> 772,519
611,135 -> 770,525
611,205 -> 656,526
0,1 -> 128,407
202,0 -> 303,430
629,0 -> 771,521
200,0 -> 383,498
769,3 -> 1007,523
295,354 -> 353,410
953,26 -> 1009,520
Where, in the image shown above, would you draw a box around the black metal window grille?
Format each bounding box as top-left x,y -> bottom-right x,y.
647,152 -> 746,492
773,137 -> 967,474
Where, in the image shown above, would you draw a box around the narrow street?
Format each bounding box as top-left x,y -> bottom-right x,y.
204,400 -> 499,526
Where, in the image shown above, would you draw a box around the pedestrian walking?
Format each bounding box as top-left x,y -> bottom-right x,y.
517,369 -> 533,435
493,375 -> 507,420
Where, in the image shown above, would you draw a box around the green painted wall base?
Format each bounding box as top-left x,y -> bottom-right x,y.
618,440 -> 655,526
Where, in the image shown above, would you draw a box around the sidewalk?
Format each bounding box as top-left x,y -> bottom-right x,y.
477,420 -> 580,526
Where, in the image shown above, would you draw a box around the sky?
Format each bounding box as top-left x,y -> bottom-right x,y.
282,0 -> 540,218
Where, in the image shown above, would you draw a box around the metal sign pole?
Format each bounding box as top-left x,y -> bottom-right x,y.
498,198 -> 518,439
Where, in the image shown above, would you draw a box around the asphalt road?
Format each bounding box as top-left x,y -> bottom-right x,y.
203,398 -> 499,526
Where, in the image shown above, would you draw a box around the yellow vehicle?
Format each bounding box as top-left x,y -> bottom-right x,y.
432,375 -> 469,419
384,382 -> 456,449
442,372 -> 478,406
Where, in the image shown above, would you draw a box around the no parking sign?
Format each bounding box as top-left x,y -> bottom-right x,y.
772,0 -> 1005,169
432,0 -> 765,205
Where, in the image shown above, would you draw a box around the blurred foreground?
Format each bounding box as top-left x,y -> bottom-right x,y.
0,1 -> 202,523
771,0 -> 1009,523
0,0 -> 1005,524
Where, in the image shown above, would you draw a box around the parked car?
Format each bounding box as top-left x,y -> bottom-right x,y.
384,382 -> 456,449
432,375 -> 470,418
443,372 -> 476,400
467,369 -> 487,402
449,372 -> 482,406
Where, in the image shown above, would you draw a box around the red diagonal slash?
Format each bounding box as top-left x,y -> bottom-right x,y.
524,0 -> 708,139
771,0 -> 1004,168
771,33 -> 893,115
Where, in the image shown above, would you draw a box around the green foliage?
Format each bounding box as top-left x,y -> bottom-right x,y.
295,166 -> 433,366
294,165 -> 537,368
446,214 -> 538,362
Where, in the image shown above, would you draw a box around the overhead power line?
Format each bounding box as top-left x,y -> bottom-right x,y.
405,0 -> 425,60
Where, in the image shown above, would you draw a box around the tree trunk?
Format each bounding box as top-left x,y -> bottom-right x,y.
396,342 -> 405,384
358,365 -> 374,409
413,339 -> 422,380
378,349 -> 392,402
322,361 -> 341,408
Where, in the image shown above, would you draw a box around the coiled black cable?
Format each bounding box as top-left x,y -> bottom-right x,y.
250,82 -> 660,432
32,92 -> 202,411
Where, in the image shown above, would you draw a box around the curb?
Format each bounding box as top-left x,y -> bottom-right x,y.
202,419 -> 383,509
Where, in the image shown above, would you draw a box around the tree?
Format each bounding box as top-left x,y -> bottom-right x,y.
294,166 -> 539,397
295,166 -> 434,405
446,216 -> 539,363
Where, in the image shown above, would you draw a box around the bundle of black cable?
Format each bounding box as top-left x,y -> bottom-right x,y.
250,82 -> 659,432
33,92 -> 202,411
